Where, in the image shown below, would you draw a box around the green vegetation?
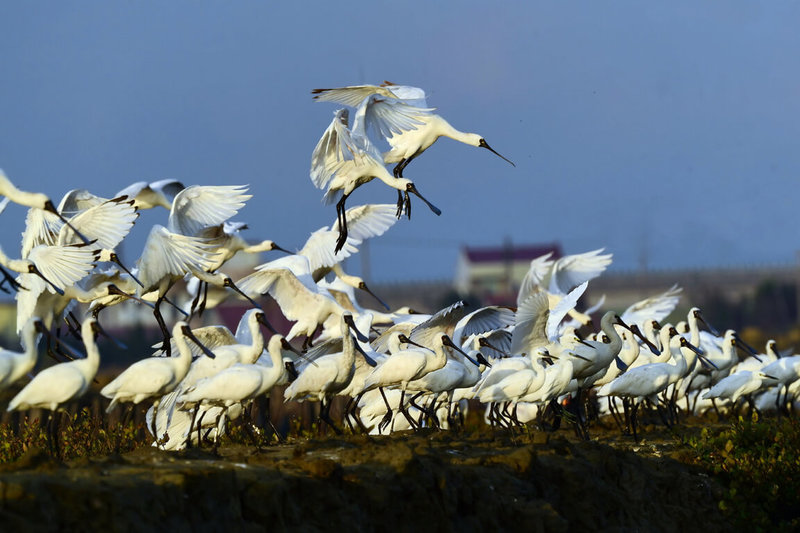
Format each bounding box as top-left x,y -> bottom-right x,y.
683,414 -> 800,531
0,408 -> 143,462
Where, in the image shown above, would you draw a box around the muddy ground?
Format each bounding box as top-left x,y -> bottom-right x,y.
0,419 -> 733,533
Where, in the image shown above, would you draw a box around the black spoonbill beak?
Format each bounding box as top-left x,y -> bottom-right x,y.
27,264 -> 64,296
478,139 -> 515,167
343,313 -> 369,343
223,277 -> 263,310
441,334 -> 481,367
181,325 -> 216,359
358,281 -> 390,311
406,183 -> 442,216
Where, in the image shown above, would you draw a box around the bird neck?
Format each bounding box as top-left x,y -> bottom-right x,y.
268,339 -> 284,368
13,325 -> 41,381
599,316 -> 623,353
687,315 -> 701,347
431,342 -> 449,369
83,332 -> 101,373
437,117 -> 479,147
373,166 -> 407,190
722,336 -> 736,360
342,331 -> 357,367
667,339 -> 689,371
248,316 -> 266,352
174,333 -> 194,374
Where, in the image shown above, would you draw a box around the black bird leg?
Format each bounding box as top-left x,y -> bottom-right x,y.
334,194 -> 349,253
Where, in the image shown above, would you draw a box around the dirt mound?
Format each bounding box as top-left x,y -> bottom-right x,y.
0,429 -> 728,532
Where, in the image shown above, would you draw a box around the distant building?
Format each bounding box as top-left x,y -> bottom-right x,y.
454,242 -> 562,303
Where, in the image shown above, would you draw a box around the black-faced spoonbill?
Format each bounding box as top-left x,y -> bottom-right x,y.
312,82 -> 515,178
310,108 -> 441,252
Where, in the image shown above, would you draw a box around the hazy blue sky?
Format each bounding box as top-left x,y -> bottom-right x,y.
2,2 -> 799,283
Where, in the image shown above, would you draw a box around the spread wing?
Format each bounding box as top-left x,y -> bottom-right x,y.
27,244 -> 99,292
356,94 -> 432,141
621,284 -> 682,328
168,185 -> 251,236
516,252 -> 555,306
136,225 -> 217,292
409,301 -> 470,348
549,249 -> 612,294
310,109 -> 356,190
511,291 -> 550,355
58,196 -> 139,250
21,208 -> 62,258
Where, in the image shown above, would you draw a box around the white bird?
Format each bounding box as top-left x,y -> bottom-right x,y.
597,327 -> 704,439
403,342 -> 485,424
115,179 -> 185,210
134,224 -> 259,351
100,321 -> 215,414
703,369 -> 778,405
598,328 -> 703,403
0,242 -> 97,296
759,355 -> 800,409
148,309 -> 277,448
362,331 -> 468,430
312,82 -> 515,178
0,169 -> 91,244
13,245 -> 105,333
8,317 -> 102,412
283,312 -> 369,432
591,325 -> 642,388
172,309 -> 275,392
568,311 -> 644,384
477,348 -> 546,405
16,192 -> 138,292
132,186 -> 260,334
236,254 -> 353,348
0,318 -> 43,390
310,107 -> 441,252
516,249 -> 613,327
177,334 -> 297,446
619,285 -> 683,331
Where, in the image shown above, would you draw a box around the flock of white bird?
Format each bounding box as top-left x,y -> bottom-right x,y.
0,82 -> 797,452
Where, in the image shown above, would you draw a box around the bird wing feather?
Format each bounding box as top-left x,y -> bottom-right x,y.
360,95 -> 433,141
168,185 -> 251,236
57,189 -> 107,216
331,203 -> 398,243
153,325 -> 236,357
546,281 -> 588,341
620,284 -> 682,328
299,227 -> 357,274
311,85 -> 395,107
20,208 -> 62,259
409,301 -> 470,348
516,252 -> 555,306
242,268 -> 323,323
58,197 -> 139,249
453,306 -> 515,344
511,291 -> 550,355
26,244 -> 99,292
549,249 -> 613,295
310,109 -> 352,190
137,225 -> 217,292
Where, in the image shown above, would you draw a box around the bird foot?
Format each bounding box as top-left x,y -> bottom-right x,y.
156,432 -> 171,447
378,411 -> 394,433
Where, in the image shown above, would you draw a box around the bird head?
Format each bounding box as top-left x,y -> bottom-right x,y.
477,138 -> 515,167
